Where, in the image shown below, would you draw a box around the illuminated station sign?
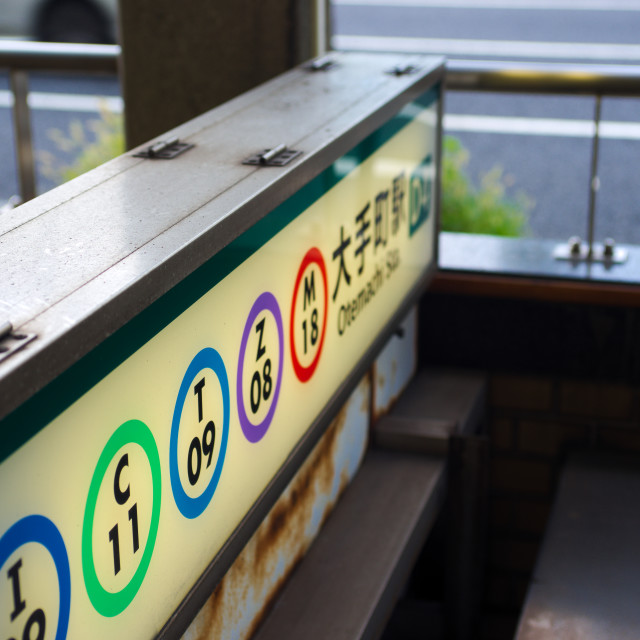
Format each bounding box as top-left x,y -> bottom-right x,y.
0,54 -> 443,638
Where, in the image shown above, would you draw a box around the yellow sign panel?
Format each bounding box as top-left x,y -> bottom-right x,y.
0,89 -> 438,638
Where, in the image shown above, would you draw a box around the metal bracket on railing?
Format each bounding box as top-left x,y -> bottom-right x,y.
553,94 -> 628,265
133,137 -> 194,159
0,322 -> 36,364
553,236 -> 628,264
242,144 -> 302,167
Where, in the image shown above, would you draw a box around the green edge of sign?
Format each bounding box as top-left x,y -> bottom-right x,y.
0,86 -> 440,464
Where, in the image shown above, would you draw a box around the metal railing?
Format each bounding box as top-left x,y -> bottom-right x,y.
2,41 -> 640,260
445,58 -> 640,95
1,40 -> 119,202
448,59 -> 640,263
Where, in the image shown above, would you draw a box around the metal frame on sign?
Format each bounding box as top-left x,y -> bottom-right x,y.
0,53 -> 444,640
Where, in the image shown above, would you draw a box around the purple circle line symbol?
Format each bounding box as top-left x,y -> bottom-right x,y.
237,291 -> 284,443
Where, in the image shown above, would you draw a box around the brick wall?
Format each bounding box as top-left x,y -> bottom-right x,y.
419,292 -> 640,639
487,375 -> 639,634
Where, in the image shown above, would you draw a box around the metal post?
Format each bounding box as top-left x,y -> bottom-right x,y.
586,94 -> 602,260
315,0 -> 327,56
10,70 -> 36,203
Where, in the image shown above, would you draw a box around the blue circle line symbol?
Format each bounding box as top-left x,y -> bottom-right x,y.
170,347 -> 230,519
0,515 -> 71,640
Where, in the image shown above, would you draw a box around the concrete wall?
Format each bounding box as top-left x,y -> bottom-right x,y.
420,291 -> 640,639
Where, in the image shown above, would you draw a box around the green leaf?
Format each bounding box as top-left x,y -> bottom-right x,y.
441,135 -> 532,237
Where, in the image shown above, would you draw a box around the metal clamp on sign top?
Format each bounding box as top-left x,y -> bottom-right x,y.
134,136 -> 194,159
387,63 -> 420,76
0,321 -> 36,364
306,55 -> 337,72
242,144 -> 302,167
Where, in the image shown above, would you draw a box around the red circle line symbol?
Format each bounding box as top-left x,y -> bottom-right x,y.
290,247 -> 328,382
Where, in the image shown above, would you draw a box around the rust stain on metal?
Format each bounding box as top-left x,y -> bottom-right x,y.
373,356 -> 406,421
190,578 -> 226,640
371,312 -> 418,422
244,557 -> 305,639
255,405 -> 343,555
361,371 -> 372,415
371,366 -> 381,424
339,468 -> 350,496
383,357 -> 402,415
184,399 -> 358,640
248,404 -> 347,638
371,365 -> 386,423
391,357 -> 398,380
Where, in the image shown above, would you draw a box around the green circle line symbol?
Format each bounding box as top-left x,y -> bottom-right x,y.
82,419 -> 162,617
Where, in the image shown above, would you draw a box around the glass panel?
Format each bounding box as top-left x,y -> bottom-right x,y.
594,97 -> 640,246
444,91 -> 595,242
27,71 -> 123,196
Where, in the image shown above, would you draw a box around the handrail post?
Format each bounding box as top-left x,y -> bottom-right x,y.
586,94 -> 602,260
10,69 -> 36,203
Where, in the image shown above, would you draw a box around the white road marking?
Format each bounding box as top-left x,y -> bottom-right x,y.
445,114 -> 640,140
0,91 -> 123,113
333,0 -> 640,11
333,34 -> 640,61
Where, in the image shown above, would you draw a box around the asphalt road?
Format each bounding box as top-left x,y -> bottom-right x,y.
1,0 -> 640,244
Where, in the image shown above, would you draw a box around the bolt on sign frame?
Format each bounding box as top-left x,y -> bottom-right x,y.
0,52 -> 444,639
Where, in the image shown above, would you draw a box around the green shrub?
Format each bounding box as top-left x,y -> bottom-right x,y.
441,135 -> 531,237
39,105 -> 125,184
38,114 -> 529,240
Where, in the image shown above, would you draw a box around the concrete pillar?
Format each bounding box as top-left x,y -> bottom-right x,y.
118,0 -> 325,149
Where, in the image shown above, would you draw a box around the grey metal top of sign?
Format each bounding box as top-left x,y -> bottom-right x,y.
0,52 -> 443,420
